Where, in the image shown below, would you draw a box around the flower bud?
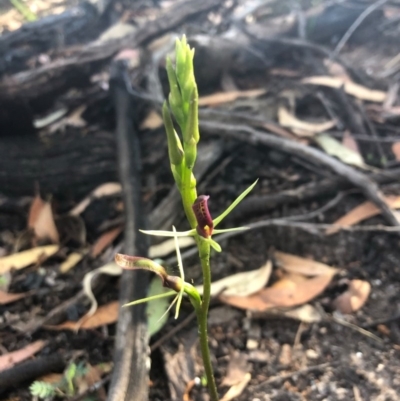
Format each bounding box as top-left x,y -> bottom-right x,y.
184,87 -> 199,145
162,102 -> 184,166
166,57 -> 184,127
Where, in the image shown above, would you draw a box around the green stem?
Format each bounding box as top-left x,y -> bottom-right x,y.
197,237 -> 218,401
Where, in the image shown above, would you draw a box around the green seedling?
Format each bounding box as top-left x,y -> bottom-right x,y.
30,362 -> 87,399
115,36 -> 257,401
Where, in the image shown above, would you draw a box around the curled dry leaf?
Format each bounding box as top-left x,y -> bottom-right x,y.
28,195 -> 59,243
0,340 -> 47,372
90,226 -> 123,258
278,106 -> 336,137
327,195 -> 400,234
274,251 -> 338,276
198,88 -> 266,107
221,271 -> 335,312
196,260 -> 272,297
333,279 -> 371,314
0,245 -> 59,274
302,76 -> 387,102
47,301 -> 119,331
69,183 -> 122,216
0,289 -> 29,305
82,262 -> 122,318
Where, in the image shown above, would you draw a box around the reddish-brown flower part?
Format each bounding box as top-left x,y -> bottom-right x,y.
192,195 -> 213,238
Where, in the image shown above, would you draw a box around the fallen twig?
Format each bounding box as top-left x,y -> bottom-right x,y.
0,354 -> 65,396
333,0 -> 389,56
107,60 -> 150,401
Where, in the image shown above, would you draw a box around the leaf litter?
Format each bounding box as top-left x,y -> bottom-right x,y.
28,194 -> 59,244
0,245 -> 59,274
327,195 -> 400,234
0,340 -> 47,372
220,252 -> 338,313
333,279 -> 371,314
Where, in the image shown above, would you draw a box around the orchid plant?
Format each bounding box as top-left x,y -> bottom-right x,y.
115,36 -> 256,401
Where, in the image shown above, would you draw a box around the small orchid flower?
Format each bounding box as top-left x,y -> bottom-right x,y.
140,179 -> 258,252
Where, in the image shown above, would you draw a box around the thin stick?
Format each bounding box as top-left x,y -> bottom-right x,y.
333,0 -> 388,56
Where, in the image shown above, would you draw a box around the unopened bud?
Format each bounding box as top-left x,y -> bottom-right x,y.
162,102 -> 184,166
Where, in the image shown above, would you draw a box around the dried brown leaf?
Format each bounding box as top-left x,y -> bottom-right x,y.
196,260 -> 272,297
221,352 -> 249,386
220,372 -> 251,401
302,76 -> 387,102
221,272 -> 335,312
69,183 -> 122,216
28,194 -> 59,244
0,340 -> 46,372
60,252 -> 85,273
392,142 -> 400,161
274,251 -> 338,276
0,245 -> 59,274
333,279 -> 371,314
140,110 -> 163,130
28,198 -> 59,243
0,289 -> 28,305
47,301 -> 118,331
28,194 -> 46,229
91,226 -> 122,258
326,196 -> 400,234
278,106 -> 336,137
198,89 -> 266,107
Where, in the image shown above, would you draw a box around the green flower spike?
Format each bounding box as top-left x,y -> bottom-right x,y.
115,226 -> 201,320
140,179 -> 258,252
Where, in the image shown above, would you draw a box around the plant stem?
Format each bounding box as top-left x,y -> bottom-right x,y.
197,238 -> 218,401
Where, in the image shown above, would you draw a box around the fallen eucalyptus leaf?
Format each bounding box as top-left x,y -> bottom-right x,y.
199,89 -> 266,107
315,133 -> 366,168
60,252 -> 85,273
0,340 -> 47,372
0,245 -> 59,274
221,271 -> 335,312
302,76 -> 387,102
327,195 -> 400,234
274,251 -> 338,276
69,183 -> 122,216
196,260 -> 272,297
48,301 -> 119,331
220,372 -> 251,401
278,106 -> 336,137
